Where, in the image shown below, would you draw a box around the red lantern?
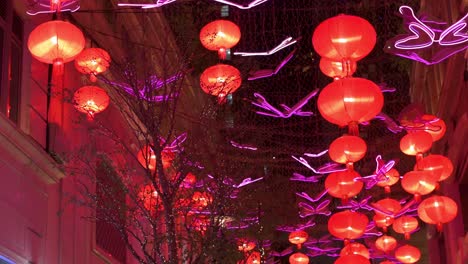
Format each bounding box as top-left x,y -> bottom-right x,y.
328,211 -> 368,242
401,170 -> 438,200
319,58 -> 357,79
395,245 -> 421,264
312,14 -> 376,62
138,184 -> 161,214
399,131 -> 433,157
28,20 -> 85,75
392,216 -> 419,239
380,261 -> 396,264
376,168 -> 400,193
237,239 -> 256,252
328,135 -> 367,165
375,235 -> 397,253
340,242 -> 370,259
416,154 -> 453,182
289,252 -> 309,264
191,215 -> 209,234
245,251 -> 261,264
200,20 -> 241,59
181,172 -> 197,188
405,114 -> 446,142
317,77 -> 383,134
75,48 -> 111,82
192,191 -> 213,208
137,145 -> 174,171
73,86 -> 109,119
325,170 -> 363,201
418,195 -> 458,231
373,198 -> 401,232
200,64 -> 242,101
334,255 -> 370,264
288,230 -> 309,249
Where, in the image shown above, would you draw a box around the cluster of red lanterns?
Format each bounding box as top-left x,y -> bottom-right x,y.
27,19 -> 111,119
199,20 -> 242,102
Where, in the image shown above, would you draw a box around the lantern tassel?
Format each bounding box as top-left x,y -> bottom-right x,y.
405,232 -> 410,240
218,48 -> 227,60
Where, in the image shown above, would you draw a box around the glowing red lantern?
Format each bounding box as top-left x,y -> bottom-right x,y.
392,216 -> 419,239
245,251 -> 261,264
375,235 -> 397,253
191,216 -> 209,233
181,172 -> 197,188
288,230 -> 309,249
405,114 -> 446,142
399,131 -> 433,157
75,48 -> 111,82
334,255 -> 370,264
319,58 -> 357,79
416,154 -> 453,182
138,184 -> 161,214
312,14 -> 376,62
200,64 -> 242,101
200,20 -> 241,59
340,242 -> 370,259
237,239 -> 256,252
137,145 -> 174,171
328,135 -> 367,165
418,195 -> 458,231
325,170 -> 363,201
289,252 -> 309,264
380,261 -> 396,264
192,191 -> 213,208
395,245 -> 421,264
317,77 -> 383,134
73,86 -> 109,119
28,20 -> 85,75
373,198 -> 401,232
376,168 -> 400,193
328,210 -> 368,242
401,170 -> 438,200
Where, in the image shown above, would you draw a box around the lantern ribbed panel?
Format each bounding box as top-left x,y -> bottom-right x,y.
328,210 -> 368,240
200,20 -> 241,51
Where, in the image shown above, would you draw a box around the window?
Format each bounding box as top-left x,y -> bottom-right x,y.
0,0 -> 22,123
96,160 -> 127,263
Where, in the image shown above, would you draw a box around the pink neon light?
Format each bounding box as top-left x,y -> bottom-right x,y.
26,0 -> 80,15
118,0 -> 176,8
298,199 -> 331,218
387,5 -> 468,65
234,37 -> 299,56
248,49 -> 296,80
230,140 -> 258,150
251,88 -> 317,118
213,0 -> 269,10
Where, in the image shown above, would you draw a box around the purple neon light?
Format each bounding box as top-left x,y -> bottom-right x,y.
159,132 -> 187,152
298,199 -> 331,218
337,196 -> 374,212
354,155 -> 396,189
213,0 -> 270,9
292,155 -> 346,174
276,219 -> 316,232
230,140 -> 258,150
296,189 -> 328,203
251,89 -> 317,118
26,0 -> 80,15
290,172 -> 321,183
248,49 -> 296,80
118,0 -> 176,8
386,5 -> 468,65
234,37 -> 300,56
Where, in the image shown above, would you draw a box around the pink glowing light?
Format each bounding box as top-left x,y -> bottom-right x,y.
292,155 -> 346,175
26,0 -> 80,15
248,49 -> 296,80
213,0 -> 270,10
298,199 -> 331,218
118,0 -> 176,8
386,6 -> 468,65
252,89 -> 317,118
276,219 -> 316,232
234,37 -> 300,56
296,190 -> 328,203
230,140 -> 258,150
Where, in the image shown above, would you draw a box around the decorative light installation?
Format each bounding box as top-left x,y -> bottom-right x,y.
325,170 -> 363,202
375,235 -> 397,253
200,20 -> 241,59
401,170 -> 438,201
288,230 -> 308,249
328,135 -> 367,166
393,216 -> 419,239
376,168 -> 400,193
404,114 -> 447,142
340,242 -> 370,259
319,58 -> 357,80
395,244 -> 421,264
192,191 -> 213,208
373,198 -> 401,232
289,252 -> 309,264
28,20 -> 85,75
138,184 -> 161,214
75,48 -> 111,82
334,254 -> 370,264
385,5 -> 468,65
237,239 -> 256,252
328,210 -> 368,243
137,145 -> 175,171
200,64 -> 242,101
312,14 -> 376,62
416,154 -> 453,182
245,251 -> 261,264
317,77 -> 384,135
73,86 -> 109,119
399,131 -> 433,158
27,0 -> 80,15
418,195 -> 458,231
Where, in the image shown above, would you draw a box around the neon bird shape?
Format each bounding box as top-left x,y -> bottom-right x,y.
26,0 -> 80,15
248,49 -> 296,80
234,37 -> 300,56
118,0 -> 176,8
213,0 -> 270,10
298,199 -> 332,218
230,140 -> 258,150
251,89 -> 317,118
385,5 -> 468,65
276,219 -> 316,232
354,155 -> 396,189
